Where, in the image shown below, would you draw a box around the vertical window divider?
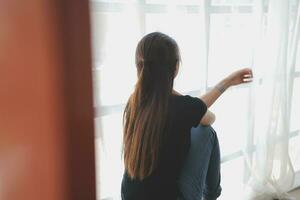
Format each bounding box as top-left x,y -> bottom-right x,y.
137,0 -> 146,35
204,0 -> 212,93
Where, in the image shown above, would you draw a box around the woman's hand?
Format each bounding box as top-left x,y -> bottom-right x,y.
200,68 -> 253,108
226,68 -> 253,87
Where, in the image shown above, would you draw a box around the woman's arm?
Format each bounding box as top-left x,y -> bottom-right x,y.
200,68 -> 253,107
200,78 -> 230,108
199,68 -> 253,125
172,68 -> 253,126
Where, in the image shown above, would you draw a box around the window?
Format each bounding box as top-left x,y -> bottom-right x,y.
90,0 -> 300,199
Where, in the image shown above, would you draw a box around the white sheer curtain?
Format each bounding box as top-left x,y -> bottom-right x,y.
244,0 -> 300,199
90,0 -> 300,199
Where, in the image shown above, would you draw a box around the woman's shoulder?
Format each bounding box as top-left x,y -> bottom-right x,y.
170,94 -> 199,103
170,94 -> 207,114
169,95 -> 201,112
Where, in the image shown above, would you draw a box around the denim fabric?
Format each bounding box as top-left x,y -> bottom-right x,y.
178,125 -> 222,200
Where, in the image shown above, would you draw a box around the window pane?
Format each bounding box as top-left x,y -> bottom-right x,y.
289,135 -> 300,172
92,0 -> 137,2
211,0 -> 253,5
290,78 -> 300,131
146,12 -> 207,92
146,0 -> 202,5
208,14 -> 254,86
91,11 -> 141,106
95,114 -> 124,199
219,157 -> 245,199
295,41 -> 300,72
211,87 -> 250,155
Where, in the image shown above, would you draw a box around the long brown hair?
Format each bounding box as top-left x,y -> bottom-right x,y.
123,32 -> 180,180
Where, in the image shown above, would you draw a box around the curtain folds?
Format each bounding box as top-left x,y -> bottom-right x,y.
243,0 -> 300,199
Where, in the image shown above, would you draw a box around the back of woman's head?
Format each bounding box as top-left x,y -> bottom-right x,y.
123,32 -> 180,180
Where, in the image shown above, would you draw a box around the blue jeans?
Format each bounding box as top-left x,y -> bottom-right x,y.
178,125 -> 222,200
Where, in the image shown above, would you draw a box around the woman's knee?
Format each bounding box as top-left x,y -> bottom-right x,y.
191,125 -> 217,143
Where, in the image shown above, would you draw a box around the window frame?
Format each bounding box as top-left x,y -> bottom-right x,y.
91,0 -> 300,193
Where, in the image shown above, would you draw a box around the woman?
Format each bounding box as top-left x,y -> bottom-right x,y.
121,32 -> 253,200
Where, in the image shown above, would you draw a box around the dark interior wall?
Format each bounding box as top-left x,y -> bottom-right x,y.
0,0 -> 96,200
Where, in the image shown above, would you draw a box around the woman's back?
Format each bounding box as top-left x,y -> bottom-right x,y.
121,31 -> 252,200
121,94 -> 207,200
